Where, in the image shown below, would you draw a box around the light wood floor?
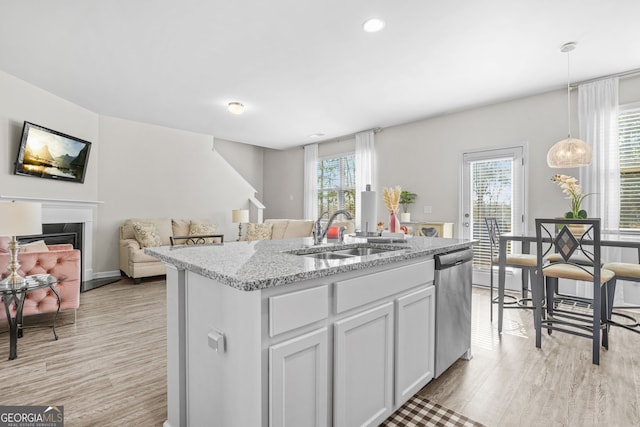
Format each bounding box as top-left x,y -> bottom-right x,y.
420,287 -> 640,427
1,279 -> 639,426
0,278 -> 167,426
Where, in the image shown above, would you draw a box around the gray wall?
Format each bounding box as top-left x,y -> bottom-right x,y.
263,75 -> 640,235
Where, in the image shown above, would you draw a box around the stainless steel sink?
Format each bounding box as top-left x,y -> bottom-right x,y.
331,247 -> 392,256
292,244 -> 407,259
301,252 -> 355,260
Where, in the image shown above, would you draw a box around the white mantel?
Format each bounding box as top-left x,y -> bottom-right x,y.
0,195 -> 103,281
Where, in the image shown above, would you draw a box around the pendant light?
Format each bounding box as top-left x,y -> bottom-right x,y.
547,42 -> 592,168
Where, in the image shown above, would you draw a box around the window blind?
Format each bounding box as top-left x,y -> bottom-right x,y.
619,108 -> 640,229
471,158 -> 513,269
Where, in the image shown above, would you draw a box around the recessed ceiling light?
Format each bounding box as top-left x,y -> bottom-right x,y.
227,102 -> 245,115
362,18 -> 385,33
309,133 -> 325,138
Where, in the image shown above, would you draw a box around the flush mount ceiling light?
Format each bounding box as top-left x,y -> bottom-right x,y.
309,133 -> 325,138
362,18 -> 385,33
227,102 -> 245,115
547,42 -> 592,168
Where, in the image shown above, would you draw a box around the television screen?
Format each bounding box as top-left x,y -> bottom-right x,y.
14,121 -> 92,183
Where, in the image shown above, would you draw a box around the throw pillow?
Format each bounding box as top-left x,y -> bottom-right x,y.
188,220 -> 218,244
132,222 -> 162,248
19,240 -> 50,253
245,223 -> 273,241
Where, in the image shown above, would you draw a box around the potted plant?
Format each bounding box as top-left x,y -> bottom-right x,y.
551,174 -> 592,234
399,190 -> 417,222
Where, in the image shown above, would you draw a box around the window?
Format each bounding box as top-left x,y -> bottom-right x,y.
470,158 -> 514,269
619,105 -> 640,230
317,154 -> 356,218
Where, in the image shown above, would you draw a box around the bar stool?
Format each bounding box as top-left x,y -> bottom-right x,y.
485,218 -> 537,326
601,262 -> 640,333
534,218 -> 617,365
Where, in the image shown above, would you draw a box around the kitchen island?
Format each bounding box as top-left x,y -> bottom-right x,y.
146,235 -> 474,427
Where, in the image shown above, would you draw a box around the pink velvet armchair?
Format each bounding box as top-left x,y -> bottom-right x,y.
0,242 -> 81,320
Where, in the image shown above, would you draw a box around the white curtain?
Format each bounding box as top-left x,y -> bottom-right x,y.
355,130 -> 375,230
303,144 -> 318,220
574,77 -> 622,303
578,77 -> 619,232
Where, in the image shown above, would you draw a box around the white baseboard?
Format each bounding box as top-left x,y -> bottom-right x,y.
91,270 -> 122,279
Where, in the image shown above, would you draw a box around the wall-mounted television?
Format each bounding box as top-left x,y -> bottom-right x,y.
14,121 -> 92,183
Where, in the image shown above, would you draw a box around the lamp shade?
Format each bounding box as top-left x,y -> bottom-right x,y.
547,137 -> 592,168
0,201 -> 43,236
231,209 -> 249,223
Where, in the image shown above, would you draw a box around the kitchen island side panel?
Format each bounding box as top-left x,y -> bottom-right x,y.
185,270 -> 264,427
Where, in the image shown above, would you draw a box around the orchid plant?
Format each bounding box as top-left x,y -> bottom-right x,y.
551,174 -> 591,219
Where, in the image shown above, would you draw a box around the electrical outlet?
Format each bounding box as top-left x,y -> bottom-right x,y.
423,205 -> 433,214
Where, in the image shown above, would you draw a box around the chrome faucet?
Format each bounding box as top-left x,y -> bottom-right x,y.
313,210 -> 353,245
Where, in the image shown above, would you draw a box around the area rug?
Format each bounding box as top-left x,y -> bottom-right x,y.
380,394 -> 485,427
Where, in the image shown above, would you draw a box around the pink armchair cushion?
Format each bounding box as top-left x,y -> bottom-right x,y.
0,244 -> 80,319
0,237 -> 9,253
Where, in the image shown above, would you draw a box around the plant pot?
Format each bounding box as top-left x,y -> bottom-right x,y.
400,212 -> 411,222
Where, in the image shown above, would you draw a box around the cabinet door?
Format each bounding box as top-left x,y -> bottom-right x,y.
334,303 -> 394,427
269,328 -> 328,427
395,286 -> 435,405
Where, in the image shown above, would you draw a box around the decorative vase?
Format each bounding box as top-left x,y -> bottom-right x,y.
400,212 -> 411,222
389,211 -> 401,233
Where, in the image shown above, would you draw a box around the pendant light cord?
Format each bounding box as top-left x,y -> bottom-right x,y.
566,49 -> 571,138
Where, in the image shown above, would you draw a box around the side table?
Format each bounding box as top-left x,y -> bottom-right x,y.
0,274 -> 62,360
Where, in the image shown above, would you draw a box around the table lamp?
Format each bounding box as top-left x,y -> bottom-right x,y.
231,209 -> 249,241
0,201 -> 42,287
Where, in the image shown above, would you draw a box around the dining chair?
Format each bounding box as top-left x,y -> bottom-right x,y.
169,234 -> 224,245
484,217 -> 537,323
601,261 -> 640,334
419,227 -> 438,237
534,218 -> 617,365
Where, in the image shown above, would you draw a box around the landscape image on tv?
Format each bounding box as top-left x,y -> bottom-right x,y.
15,122 -> 91,183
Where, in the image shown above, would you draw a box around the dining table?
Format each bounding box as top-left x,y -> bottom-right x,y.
497,231 -> 640,334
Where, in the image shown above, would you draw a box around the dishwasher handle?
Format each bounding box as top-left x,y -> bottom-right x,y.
435,248 -> 473,270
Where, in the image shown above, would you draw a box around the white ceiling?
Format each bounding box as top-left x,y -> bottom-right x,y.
1,1 -> 639,150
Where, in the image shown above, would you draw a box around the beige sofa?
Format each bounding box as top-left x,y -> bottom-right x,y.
242,219 -> 355,241
119,218 -> 219,283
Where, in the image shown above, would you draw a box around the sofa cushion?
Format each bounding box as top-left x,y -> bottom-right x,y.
283,220 -> 314,239
245,223 -> 273,241
132,222 -> 162,248
123,218 -> 173,245
265,220 -> 289,240
189,220 -> 218,243
131,249 -> 163,263
19,240 -> 50,253
172,219 -> 191,238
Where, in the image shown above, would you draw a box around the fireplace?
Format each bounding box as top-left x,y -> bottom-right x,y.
0,196 -> 99,291
18,222 -> 84,285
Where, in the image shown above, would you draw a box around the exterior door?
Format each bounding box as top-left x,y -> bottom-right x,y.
461,146 -> 527,289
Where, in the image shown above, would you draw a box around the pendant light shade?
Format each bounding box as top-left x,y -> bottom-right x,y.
547,42 -> 592,168
547,137 -> 592,168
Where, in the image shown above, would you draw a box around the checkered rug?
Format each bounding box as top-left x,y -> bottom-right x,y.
380,394 -> 485,427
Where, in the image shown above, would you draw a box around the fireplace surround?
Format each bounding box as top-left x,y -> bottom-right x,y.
0,196 -> 100,288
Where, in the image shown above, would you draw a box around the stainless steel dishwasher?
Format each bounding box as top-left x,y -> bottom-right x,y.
434,248 -> 473,378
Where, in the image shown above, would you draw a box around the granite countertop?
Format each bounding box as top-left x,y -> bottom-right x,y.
145,235 -> 474,291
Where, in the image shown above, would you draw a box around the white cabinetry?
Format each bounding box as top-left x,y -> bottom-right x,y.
334,303 -> 394,427
395,287 -> 435,403
167,256 -> 444,427
269,328 -> 328,427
